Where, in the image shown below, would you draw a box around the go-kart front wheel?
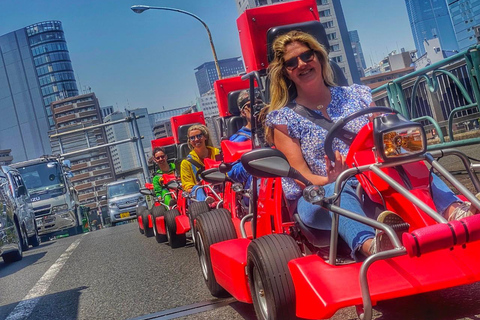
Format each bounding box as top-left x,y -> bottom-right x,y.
152,206 -> 167,243
247,234 -> 302,320
165,209 -> 187,248
137,206 -> 148,234
188,201 -> 210,247
196,208 -> 236,297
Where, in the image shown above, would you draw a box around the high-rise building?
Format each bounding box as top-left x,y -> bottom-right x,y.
195,57 -> 245,95
49,93 -> 115,212
151,106 -> 197,139
447,0 -> 480,51
101,105 -> 114,120
104,111 -> 143,182
0,20 -> 79,162
349,30 -> 367,78
405,0 -> 459,57
235,0 -> 360,84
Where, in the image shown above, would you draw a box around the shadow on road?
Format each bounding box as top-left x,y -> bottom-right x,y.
0,286 -> 88,320
372,282 -> 480,320
0,251 -> 46,277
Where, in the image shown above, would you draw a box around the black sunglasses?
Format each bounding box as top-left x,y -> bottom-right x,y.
284,49 -> 315,71
155,155 -> 166,160
189,133 -> 204,141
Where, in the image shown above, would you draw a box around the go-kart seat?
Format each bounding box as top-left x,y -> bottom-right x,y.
263,20 -> 348,103
223,89 -> 247,139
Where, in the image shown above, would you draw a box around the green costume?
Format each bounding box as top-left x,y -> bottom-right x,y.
152,162 -> 176,206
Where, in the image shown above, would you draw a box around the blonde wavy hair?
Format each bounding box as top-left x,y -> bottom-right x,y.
187,124 -> 214,150
264,30 -> 336,144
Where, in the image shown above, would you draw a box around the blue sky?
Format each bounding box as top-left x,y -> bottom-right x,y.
1,0 -> 415,114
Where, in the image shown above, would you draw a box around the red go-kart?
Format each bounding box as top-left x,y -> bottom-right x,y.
195,107 -> 480,320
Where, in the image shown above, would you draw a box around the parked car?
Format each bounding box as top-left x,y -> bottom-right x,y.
105,178 -> 145,226
1,166 -> 40,263
1,166 -> 40,251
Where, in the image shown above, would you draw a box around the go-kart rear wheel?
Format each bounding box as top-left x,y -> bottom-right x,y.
196,208 -> 236,297
165,209 -> 187,248
188,201 -> 210,247
142,208 -> 154,238
152,206 -> 167,243
137,206 -> 147,234
247,234 -> 302,320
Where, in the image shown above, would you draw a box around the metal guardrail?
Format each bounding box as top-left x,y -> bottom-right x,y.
371,44 -> 480,150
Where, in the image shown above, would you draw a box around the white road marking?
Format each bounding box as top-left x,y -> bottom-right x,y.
5,235 -> 85,320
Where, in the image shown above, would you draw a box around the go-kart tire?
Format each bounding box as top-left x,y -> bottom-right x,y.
2,221 -> 23,263
196,208 -> 236,297
165,209 -> 187,248
137,206 -> 148,235
188,201 -> 210,247
247,234 -> 302,320
141,208 -> 154,238
152,206 -> 167,243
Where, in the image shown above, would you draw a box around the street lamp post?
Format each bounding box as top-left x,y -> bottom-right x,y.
131,5 -> 222,80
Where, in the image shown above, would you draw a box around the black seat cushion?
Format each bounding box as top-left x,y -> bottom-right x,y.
225,116 -> 247,139
227,89 -> 245,116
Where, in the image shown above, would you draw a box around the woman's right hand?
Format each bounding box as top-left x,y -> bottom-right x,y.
325,150 -> 347,183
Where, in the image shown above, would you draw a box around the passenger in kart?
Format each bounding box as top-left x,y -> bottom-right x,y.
264,30 -> 478,259
151,147 -> 176,206
227,89 -> 258,186
180,124 -> 220,201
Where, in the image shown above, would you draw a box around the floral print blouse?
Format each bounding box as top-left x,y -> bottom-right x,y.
265,84 -> 372,200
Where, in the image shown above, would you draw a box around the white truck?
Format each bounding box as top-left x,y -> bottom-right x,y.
12,156 -> 82,240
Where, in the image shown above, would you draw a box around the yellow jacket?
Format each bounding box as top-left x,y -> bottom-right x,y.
181,146 -> 220,191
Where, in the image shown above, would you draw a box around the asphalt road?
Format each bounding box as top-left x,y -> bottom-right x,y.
2,145 -> 480,320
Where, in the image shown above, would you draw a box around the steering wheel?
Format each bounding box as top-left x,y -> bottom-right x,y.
324,106 -> 396,161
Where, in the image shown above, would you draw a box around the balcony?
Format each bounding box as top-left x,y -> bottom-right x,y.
371,44 -> 480,150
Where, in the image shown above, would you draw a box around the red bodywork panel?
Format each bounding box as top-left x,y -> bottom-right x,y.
210,238 -> 252,303
151,136 -> 175,149
214,76 -> 254,117
236,0 -> 319,72
289,240 -> 480,319
137,215 -> 144,230
170,111 -> 205,144
156,216 -> 166,235
145,182 -> 154,190
175,215 -> 190,234
176,191 -> 187,216
147,214 -> 153,228
346,123 -> 438,229
221,140 -> 252,163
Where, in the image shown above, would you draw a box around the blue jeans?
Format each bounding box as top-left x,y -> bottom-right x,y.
297,180 -> 374,261
297,174 -> 460,260
430,173 -> 460,214
190,185 -> 206,201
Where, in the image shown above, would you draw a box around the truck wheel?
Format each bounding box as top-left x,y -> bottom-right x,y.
165,209 -> 187,248
142,209 -> 154,238
20,223 -> 29,251
188,201 -> 210,248
28,224 -> 41,247
2,221 -> 23,263
196,208 -> 236,297
247,234 -> 302,320
137,206 -> 147,234
152,206 -> 167,243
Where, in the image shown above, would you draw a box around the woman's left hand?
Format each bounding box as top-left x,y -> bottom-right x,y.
325,150 -> 347,183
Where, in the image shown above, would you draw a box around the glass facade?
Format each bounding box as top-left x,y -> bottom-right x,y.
448,0 -> 480,51
26,21 -> 78,128
0,20 -> 78,162
405,0 -> 459,57
194,57 -> 245,95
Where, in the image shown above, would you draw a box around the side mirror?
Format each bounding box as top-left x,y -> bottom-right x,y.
165,181 -> 179,190
200,168 -> 227,184
17,185 -> 27,197
241,148 -> 312,186
139,188 -> 152,196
